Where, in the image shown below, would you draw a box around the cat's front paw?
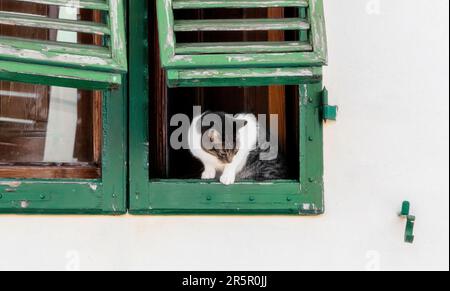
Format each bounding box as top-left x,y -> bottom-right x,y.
220,171 -> 236,185
201,168 -> 216,180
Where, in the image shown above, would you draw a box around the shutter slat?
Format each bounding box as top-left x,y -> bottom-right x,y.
12,0 -> 109,11
176,41 -> 312,54
0,11 -> 111,35
167,67 -> 322,88
0,60 -> 121,90
173,0 -> 309,9
0,36 -> 112,59
174,19 -> 310,32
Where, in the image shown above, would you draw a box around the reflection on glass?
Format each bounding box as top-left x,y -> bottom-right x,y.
0,1 -> 103,179
0,81 -> 100,164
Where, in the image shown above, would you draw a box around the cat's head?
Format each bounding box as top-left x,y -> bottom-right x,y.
201,112 -> 248,164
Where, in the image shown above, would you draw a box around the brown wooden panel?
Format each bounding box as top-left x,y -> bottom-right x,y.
268,8 -> 287,154
0,165 -> 100,179
150,0 -> 169,178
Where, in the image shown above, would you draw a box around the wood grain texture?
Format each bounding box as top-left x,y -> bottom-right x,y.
150,0 -> 169,178
0,164 -> 100,179
268,7 -> 287,154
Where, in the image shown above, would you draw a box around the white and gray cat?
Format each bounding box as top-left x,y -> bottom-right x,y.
188,112 -> 287,185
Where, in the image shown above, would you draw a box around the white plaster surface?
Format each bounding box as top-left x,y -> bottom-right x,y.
0,0 -> 448,271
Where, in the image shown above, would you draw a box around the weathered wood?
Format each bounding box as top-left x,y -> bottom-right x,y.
0,60 -> 121,90
0,0 -> 127,89
175,41 -> 312,54
157,0 -> 327,70
167,67 -> 322,87
268,7 -> 287,155
174,18 -> 310,32
13,0 -> 110,11
173,0 -> 309,9
0,36 -> 112,58
0,11 -> 111,35
0,164 -> 100,179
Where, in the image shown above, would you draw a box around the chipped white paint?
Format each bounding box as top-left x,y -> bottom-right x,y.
164,0 -> 176,53
174,18 -> 310,32
0,45 -> 109,66
171,55 -> 194,63
173,0 -> 309,9
0,181 -> 22,188
227,56 -> 255,63
302,84 -> 309,105
13,0 -> 110,11
181,68 -> 314,79
159,0 -> 326,69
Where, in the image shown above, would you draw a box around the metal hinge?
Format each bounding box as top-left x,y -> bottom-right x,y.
322,88 -> 338,121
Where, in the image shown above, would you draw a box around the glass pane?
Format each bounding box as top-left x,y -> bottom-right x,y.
0,81 -> 101,165
0,1 -> 104,179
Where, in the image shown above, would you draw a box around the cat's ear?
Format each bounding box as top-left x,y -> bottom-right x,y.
235,119 -> 248,131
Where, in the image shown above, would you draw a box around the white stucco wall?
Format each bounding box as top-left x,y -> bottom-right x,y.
0,0 -> 448,271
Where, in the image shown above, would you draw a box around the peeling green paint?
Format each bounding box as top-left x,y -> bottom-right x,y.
0,0 -> 127,89
129,0 -> 328,215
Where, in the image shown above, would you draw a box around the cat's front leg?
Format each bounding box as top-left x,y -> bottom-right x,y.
201,166 -> 216,180
220,166 -> 236,185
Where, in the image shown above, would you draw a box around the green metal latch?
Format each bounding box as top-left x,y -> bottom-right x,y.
322,88 -> 337,121
400,201 -> 416,244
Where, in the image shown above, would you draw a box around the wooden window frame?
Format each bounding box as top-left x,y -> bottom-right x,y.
0,1 -> 127,214
0,86 -> 127,214
129,0 -> 327,215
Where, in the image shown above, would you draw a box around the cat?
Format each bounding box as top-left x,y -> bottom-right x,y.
188,111 -> 287,185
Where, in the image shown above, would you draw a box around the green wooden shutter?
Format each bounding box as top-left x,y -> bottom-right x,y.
157,0 -> 327,71
0,0 -> 127,90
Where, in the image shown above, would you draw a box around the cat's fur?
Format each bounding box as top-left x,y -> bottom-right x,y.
188,112 -> 287,185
